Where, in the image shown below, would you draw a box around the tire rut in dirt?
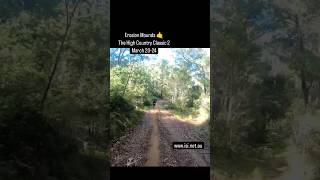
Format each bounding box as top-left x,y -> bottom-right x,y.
145,110 -> 160,166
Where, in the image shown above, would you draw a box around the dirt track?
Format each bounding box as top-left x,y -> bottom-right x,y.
110,100 -> 210,167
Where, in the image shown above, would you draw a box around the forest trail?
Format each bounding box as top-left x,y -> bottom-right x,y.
237,113 -> 320,180
271,113 -> 320,180
271,141 -> 314,180
110,100 -> 210,167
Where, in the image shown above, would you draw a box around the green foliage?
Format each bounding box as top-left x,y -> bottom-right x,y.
110,94 -> 143,140
111,63 -> 156,100
0,0 -> 61,20
0,0 -> 108,179
303,50 -> 320,79
0,107 -> 82,180
109,48 -> 210,143
245,75 -> 293,148
211,1 -> 296,178
110,94 -> 135,113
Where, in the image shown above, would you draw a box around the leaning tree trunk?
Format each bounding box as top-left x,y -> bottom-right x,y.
300,69 -> 309,110
295,14 -> 310,111
122,63 -> 134,96
40,0 -> 80,112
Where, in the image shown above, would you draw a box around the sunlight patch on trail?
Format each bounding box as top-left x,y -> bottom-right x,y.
170,111 -> 209,126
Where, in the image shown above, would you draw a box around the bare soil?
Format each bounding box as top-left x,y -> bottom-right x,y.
110,100 -> 210,167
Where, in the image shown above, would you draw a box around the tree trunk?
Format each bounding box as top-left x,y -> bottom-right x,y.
227,60 -> 235,147
117,48 -> 125,65
122,63 -> 134,96
39,0 -> 80,112
295,14 -> 310,111
40,29 -> 68,111
227,96 -> 233,146
300,70 -> 309,110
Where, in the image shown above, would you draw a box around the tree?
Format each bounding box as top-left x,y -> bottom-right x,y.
0,0 -> 109,179
40,0 -> 81,111
271,0 -> 320,110
211,0 -> 292,178
246,75 -> 292,148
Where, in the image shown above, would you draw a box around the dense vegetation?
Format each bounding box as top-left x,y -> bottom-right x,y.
110,48 -> 210,139
0,0 -> 109,179
212,0 -> 320,179
3,0 -> 320,179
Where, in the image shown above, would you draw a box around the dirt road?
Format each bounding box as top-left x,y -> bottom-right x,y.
110,100 -> 210,167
